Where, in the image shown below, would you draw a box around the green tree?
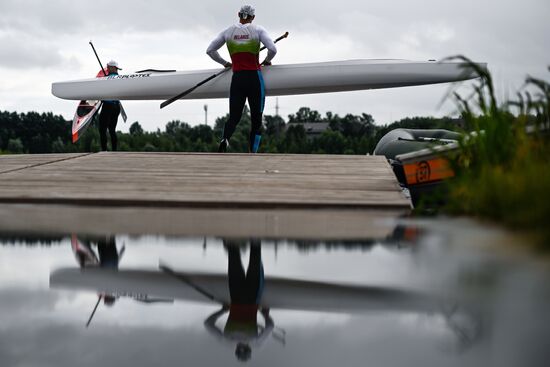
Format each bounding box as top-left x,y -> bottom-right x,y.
283,124 -> 308,153
7,138 -> 24,153
288,107 -> 322,123
264,114 -> 285,138
51,137 -> 65,153
313,130 -> 347,154
129,121 -> 144,136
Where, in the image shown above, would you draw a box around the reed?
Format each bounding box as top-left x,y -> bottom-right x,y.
444,56 -> 550,243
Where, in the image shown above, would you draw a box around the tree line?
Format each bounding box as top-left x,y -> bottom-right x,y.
0,107 -> 462,155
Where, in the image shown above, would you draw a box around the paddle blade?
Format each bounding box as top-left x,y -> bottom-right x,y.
120,103 -> 128,122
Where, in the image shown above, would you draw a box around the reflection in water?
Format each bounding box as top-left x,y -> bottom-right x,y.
71,234 -> 172,326
2,220 -> 549,366
72,234 -> 123,270
72,234 -> 123,325
53,229 -> 481,358
158,240 -> 278,361
203,240 -> 273,362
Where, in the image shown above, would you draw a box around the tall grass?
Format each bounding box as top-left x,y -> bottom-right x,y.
444,56 -> 550,243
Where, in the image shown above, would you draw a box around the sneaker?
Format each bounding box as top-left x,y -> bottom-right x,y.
218,139 -> 228,153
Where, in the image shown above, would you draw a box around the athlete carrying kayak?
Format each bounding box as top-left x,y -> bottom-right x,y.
206,4 -> 277,153
97,60 -> 122,151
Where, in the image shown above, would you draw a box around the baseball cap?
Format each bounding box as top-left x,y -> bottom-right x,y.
107,60 -> 122,70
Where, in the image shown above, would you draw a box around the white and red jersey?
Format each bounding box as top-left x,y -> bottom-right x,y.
206,23 -> 277,71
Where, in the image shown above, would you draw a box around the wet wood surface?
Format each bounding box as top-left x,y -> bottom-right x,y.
0,152 -> 410,209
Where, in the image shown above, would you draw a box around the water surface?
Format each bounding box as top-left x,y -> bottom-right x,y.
1,219 -> 548,367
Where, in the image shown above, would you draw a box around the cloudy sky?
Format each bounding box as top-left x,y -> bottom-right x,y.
0,0 -> 549,132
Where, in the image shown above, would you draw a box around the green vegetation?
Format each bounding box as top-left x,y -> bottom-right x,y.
444,57 -> 550,242
0,106 -> 460,155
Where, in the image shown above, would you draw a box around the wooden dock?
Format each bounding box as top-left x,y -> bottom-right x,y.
0,152 -> 410,238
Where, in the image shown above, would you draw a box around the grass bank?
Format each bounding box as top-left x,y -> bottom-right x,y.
444,57 -> 550,244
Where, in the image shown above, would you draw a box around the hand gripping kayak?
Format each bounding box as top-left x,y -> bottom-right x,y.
160,32 -> 289,109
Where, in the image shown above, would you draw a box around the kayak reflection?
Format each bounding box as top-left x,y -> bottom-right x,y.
54,233 -> 442,317
51,231 -> 480,352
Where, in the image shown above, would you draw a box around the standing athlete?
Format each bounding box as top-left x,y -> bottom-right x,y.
97,60 -> 122,151
206,5 -> 277,153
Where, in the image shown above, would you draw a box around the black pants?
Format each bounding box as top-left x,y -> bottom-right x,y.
99,102 -> 120,151
227,242 -> 263,304
223,71 -> 265,151
97,235 -> 118,269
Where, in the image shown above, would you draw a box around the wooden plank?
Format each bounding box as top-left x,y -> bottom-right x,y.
0,152 -> 410,209
0,153 -> 89,174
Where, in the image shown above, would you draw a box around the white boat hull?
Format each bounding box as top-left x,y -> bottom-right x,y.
51,59 -> 485,101
50,267 -> 436,313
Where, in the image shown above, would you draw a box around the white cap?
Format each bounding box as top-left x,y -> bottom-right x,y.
239,5 -> 255,19
107,60 -> 122,70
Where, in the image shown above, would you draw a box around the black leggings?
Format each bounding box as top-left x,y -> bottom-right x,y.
223,71 -> 265,151
227,242 -> 263,304
99,102 -> 120,151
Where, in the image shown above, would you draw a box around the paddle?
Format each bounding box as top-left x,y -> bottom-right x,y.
272,329 -> 286,346
159,262 -> 227,305
86,295 -> 102,328
89,41 -> 128,123
160,31 -> 289,109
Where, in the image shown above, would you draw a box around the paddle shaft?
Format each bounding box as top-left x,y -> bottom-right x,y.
86,295 -> 102,328
159,264 -> 227,305
160,32 -> 289,109
160,69 -> 228,109
89,41 -> 107,77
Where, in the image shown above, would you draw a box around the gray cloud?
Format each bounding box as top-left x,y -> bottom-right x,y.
0,34 -> 73,69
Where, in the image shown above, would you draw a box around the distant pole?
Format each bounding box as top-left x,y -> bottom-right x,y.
204,104 -> 208,126
275,98 -> 280,117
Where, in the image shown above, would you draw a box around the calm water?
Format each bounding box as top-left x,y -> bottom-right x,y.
1,219 -> 549,367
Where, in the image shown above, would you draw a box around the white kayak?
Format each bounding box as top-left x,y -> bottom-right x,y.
50,267 -> 437,313
51,59 -> 486,101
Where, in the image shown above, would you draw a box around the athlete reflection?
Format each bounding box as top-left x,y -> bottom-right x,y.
71,234 -> 124,321
204,240 -> 274,362
72,234 -> 123,274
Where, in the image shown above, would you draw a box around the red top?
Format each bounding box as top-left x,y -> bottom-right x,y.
96,68 -> 109,78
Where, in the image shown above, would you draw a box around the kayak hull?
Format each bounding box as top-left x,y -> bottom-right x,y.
52,59 -> 486,101
50,268 -> 435,313
71,100 -> 101,143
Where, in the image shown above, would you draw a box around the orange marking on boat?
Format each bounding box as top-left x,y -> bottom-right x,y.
403,157 -> 454,186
